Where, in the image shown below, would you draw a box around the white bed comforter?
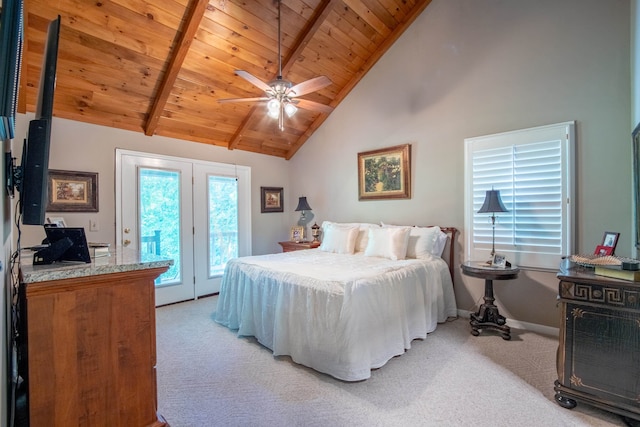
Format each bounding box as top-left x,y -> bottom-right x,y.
214,250 -> 457,381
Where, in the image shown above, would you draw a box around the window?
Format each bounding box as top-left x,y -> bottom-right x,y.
207,175 -> 238,277
464,121 -> 575,270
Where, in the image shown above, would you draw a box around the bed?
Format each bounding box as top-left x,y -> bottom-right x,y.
214,222 -> 458,381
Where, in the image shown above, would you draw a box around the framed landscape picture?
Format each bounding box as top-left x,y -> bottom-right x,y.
357,144 -> 411,200
261,186 -> 284,213
47,169 -> 98,212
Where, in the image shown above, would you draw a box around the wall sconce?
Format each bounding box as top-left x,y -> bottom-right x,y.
478,189 -> 508,256
295,196 -> 312,221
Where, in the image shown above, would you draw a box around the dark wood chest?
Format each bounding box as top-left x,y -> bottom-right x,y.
556,261 -> 640,422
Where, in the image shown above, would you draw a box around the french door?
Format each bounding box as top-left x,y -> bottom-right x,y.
116,149 -> 251,306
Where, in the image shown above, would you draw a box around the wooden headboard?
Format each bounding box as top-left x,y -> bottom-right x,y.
435,226 -> 458,285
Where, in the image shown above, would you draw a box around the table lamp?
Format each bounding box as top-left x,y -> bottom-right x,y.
295,196 -> 312,221
478,189 -> 508,257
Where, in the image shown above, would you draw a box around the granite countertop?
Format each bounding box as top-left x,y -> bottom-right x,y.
20,247 -> 174,284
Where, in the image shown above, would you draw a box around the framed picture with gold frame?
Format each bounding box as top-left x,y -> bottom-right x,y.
357,144 -> 411,200
46,170 -> 99,212
290,226 -> 304,242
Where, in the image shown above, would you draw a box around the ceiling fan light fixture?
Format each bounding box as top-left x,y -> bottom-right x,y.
267,99 -> 280,118
284,102 -> 297,117
217,0 -> 334,132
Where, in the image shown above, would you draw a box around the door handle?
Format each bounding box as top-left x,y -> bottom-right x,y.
123,239 -> 131,246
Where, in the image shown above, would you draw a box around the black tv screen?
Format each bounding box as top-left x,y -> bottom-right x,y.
35,15 -> 60,121
0,0 -> 24,140
20,119 -> 51,224
19,15 -> 60,225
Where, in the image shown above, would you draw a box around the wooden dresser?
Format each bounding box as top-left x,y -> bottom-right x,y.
555,260 -> 640,422
18,249 -> 172,427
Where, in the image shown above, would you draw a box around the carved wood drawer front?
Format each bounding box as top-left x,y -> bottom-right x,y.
559,280 -> 640,309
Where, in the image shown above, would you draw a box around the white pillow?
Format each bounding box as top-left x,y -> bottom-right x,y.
364,226 -> 411,260
408,226 -> 442,259
353,223 -> 379,253
321,221 -> 379,253
319,224 -> 359,254
381,223 -> 444,259
433,230 -> 448,257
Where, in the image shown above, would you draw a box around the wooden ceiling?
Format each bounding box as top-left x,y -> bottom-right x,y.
20,0 -> 431,159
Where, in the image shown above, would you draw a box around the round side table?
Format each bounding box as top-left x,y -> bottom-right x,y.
461,261 -> 520,340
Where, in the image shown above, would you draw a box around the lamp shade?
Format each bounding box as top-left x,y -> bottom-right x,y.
295,196 -> 312,212
478,190 -> 508,214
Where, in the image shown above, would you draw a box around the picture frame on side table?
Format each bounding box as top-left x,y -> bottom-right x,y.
357,144 -> 411,200
261,186 -> 284,213
601,231 -> 620,254
46,170 -> 98,212
594,245 -> 614,256
492,253 -> 507,268
290,226 -> 304,242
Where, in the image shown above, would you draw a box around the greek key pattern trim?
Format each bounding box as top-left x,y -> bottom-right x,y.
571,283 -> 631,307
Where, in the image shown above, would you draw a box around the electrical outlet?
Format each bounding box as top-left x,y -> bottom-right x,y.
89,219 -> 99,231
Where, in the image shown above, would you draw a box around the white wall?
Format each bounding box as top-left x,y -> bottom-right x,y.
12,114 -> 294,256
291,0 -> 631,328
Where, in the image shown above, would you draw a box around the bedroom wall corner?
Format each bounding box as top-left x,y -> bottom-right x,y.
289,0 -> 631,329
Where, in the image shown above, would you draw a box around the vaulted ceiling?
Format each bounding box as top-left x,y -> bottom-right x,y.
20,0 -> 431,159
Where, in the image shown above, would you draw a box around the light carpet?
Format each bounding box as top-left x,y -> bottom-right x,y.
156,296 -> 626,427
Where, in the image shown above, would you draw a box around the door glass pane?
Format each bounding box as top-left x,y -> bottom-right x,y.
208,175 -> 238,277
139,167 -> 181,286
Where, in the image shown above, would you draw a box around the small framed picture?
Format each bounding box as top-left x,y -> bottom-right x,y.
594,245 -> 614,256
290,226 -> 304,242
46,216 -> 67,228
601,231 -> 620,253
261,187 -> 284,213
492,253 -> 507,268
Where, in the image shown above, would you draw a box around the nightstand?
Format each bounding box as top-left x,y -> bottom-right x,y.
461,261 -> 520,340
278,241 -> 320,252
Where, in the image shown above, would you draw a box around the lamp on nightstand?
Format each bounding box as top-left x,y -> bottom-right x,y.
295,196 -> 312,221
477,188 -> 508,257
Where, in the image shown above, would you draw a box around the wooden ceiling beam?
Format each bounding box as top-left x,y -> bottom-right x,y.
144,0 -> 208,137
280,0 -> 337,76
285,0 -> 434,159
227,0 -> 336,151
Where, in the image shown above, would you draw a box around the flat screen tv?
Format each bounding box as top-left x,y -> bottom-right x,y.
18,15 -> 60,225
0,0 -> 24,140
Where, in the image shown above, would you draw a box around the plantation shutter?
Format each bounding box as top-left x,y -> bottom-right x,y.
465,122 -> 575,269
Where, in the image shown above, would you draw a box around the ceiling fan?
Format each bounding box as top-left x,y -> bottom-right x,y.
218,0 -> 334,131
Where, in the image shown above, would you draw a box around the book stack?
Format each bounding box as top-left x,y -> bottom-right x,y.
594,265 -> 640,281
89,242 -> 111,258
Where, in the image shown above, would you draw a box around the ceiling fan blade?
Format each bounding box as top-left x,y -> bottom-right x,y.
294,99 -> 334,114
234,70 -> 272,92
218,97 -> 269,104
289,76 -> 332,97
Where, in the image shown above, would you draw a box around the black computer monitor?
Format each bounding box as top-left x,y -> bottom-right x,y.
33,227 -> 91,265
